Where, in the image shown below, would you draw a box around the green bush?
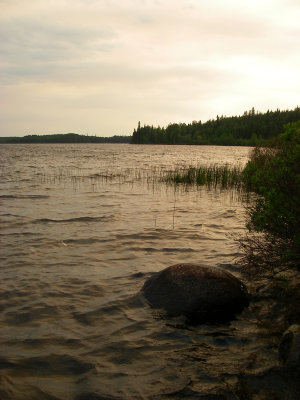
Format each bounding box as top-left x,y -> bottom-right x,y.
241,121 -> 300,269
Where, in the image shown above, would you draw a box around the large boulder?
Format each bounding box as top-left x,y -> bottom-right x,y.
142,263 -> 248,323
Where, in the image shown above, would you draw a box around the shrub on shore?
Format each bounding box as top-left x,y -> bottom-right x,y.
239,121 -> 300,271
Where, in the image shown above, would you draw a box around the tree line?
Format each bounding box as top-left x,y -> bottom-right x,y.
2,107 -> 300,146
0,133 -> 131,144
131,107 -> 300,145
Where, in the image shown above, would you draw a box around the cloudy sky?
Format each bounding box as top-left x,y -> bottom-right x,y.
1,0 -> 299,137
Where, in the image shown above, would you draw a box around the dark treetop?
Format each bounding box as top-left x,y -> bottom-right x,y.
131,107 -> 300,146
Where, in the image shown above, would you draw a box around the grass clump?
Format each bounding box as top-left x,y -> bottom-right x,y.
164,165 -> 243,189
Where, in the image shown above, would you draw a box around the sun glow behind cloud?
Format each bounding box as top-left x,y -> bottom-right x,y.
0,0 -> 299,136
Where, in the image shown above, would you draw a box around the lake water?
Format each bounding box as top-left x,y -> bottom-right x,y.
0,144 -> 279,400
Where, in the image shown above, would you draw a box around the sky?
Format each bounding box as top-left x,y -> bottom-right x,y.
0,0 -> 299,137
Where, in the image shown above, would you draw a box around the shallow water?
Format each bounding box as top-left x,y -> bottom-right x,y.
0,144 -> 280,399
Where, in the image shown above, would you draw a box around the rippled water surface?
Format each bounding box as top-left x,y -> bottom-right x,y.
0,144 -> 279,399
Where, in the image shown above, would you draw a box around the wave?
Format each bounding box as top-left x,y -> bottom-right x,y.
63,238 -> 112,245
33,215 -> 116,224
128,247 -> 197,253
1,354 -> 94,377
0,194 -> 50,199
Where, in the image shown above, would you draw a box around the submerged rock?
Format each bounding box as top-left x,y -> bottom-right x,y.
279,324 -> 300,366
142,263 -> 248,323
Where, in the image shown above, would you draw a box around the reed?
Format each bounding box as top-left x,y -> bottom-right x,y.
32,164 -> 244,191
163,165 -> 244,189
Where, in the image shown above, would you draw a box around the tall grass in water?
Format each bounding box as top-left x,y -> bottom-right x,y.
163,165 -> 244,189
33,164 -> 244,192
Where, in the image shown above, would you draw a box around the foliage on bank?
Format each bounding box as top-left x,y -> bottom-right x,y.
239,121 -> 300,270
131,107 -> 300,145
0,133 -> 131,144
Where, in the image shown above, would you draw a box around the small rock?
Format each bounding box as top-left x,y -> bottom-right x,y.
142,263 -> 248,323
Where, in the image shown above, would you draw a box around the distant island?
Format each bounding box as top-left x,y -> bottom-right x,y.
1,107 -> 300,145
131,106 -> 300,146
0,133 -> 131,144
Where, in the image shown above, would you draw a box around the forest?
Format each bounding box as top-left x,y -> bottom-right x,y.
0,133 -> 131,144
131,107 -> 300,145
2,107 -> 300,146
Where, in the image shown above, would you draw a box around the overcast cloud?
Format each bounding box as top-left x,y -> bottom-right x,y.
1,0 -> 299,137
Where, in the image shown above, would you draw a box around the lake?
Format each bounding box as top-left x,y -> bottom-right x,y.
0,144 -> 279,399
